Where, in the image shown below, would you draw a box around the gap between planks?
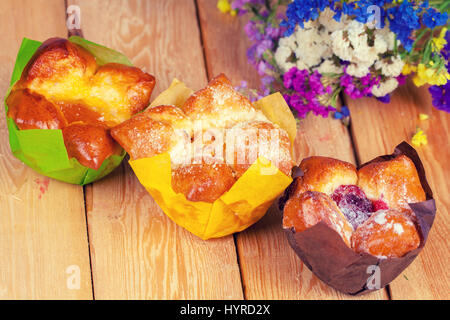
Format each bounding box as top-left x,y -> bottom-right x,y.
193,0 -> 248,299
65,0 -> 244,300
195,0 -> 389,300
59,0 -> 392,300
63,0 -> 96,300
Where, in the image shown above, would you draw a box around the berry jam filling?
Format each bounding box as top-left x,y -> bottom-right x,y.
331,185 -> 373,229
371,199 -> 389,211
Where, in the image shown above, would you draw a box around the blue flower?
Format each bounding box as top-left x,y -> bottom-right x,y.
342,0 -> 391,27
334,106 -> 350,119
387,1 -> 421,52
385,0 -> 449,52
282,0 -> 340,36
422,6 -> 448,29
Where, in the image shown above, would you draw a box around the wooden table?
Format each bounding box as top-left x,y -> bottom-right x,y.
0,0 -> 448,300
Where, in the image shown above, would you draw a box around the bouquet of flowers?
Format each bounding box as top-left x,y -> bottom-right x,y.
218,0 -> 449,119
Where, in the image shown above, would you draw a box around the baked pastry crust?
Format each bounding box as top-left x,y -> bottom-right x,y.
7,38 -> 155,170
358,155 -> 426,209
181,74 -> 267,128
283,191 -> 353,246
283,155 -> 425,257
171,163 -> 236,203
111,74 -> 294,202
111,105 -> 192,161
293,156 -> 358,195
352,209 -> 421,258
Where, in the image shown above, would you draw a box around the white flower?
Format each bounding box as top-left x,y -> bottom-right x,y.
296,60 -> 310,71
274,9 -> 404,94
275,22 -> 335,72
375,26 -> 398,51
331,20 -> 382,69
331,29 -> 354,61
303,19 -> 319,29
294,27 -> 331,67
279,35 -> 297,51
316,58 -> 343,74
348,21 -> 379,64
372,78 -> 399,97
373,34 -> 388,55
275,44 -> 295,73
318,8 -> 347,33
346,62 -> 371,77
374,56 -> 405,77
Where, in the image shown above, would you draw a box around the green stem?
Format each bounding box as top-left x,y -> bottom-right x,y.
394,34 -> 398,55
411,28 -> 431,53
422,39 -> 433,64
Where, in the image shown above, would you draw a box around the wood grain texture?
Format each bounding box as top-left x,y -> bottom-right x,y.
196,0 -> 387,300
346,80 -> 450,300
68,0 -> 243,299
0,0 -> 93,299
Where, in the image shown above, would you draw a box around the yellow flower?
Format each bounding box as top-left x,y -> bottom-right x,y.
432,27 -> 448,52
402,63 -> 417,75
412,62 -> 450,86
419,113 -> 429,121
217,0 -> 232,13
412,128 -> 428,147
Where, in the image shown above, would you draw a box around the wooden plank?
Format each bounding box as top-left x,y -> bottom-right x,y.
196,0 -> 388,300
0,0 -> 93,299
68,0 -> 243,299
346,80 -> 450,299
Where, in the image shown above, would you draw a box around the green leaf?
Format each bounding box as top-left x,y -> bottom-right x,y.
69,36 -> 133,66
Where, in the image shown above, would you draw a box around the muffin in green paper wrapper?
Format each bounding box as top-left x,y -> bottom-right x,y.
4,36 -> 156,185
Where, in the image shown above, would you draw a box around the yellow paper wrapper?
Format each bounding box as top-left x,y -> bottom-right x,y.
253,92 -> 297,144
128,79 -> 295,240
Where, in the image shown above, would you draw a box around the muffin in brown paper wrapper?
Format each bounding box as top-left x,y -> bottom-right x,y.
279,142 -> 436,295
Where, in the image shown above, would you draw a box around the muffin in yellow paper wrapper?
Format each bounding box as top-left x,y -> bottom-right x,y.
128,79 -> 296,240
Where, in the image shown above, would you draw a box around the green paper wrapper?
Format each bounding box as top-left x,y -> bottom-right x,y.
3,36 -> 136,185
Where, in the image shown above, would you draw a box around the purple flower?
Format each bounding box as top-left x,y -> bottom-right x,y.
376,94 -> 391,103
244,21 -> 262,42
396,74 -> 407,86
443,30 -> 450,61
232,0 -> 265,15
429,82 -> 450,113
261,75 -> 274,86
246,44 -> 257,65
235,80 -> 248,91
265,26 -> 283,39
257,60 -> 273,75
340,68 -> 379,99
255,39 -> 273,58
309,71 -> 325,94
282,67 -> 335,118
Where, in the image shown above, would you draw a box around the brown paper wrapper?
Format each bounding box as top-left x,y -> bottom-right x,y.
279,142 -> 436,295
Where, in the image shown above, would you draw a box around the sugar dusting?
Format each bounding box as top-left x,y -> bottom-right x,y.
123,76 -> 293,202
393,223 -> 404,235
374,211 -> 387,225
